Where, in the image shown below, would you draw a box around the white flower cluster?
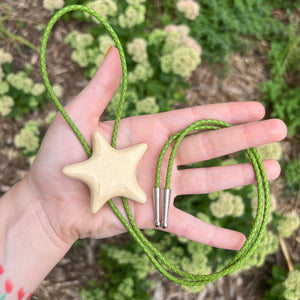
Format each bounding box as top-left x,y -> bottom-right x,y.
88,34 -> 116,74
98,35 -> 115,55
210,191 -> 245,218
45,111 -> 57,125
127,38 -> 148,63
128,60 -> 153,83
14,121 -> 40,155
65,31 -> 96,68
276,211 -> 300,238
65,31 -> 94,49
0,48 -> 54,117
0,95 -> 14,117
52,83 -> 64,98
160,25 -> 201,78
242,230 -> 278,269
0,80 -> 9,95
181,239 -> 211,275
118,2 -> 146,28
43,0 -> 64,12
126,37 -> 153,83
0,48 -> 13,65
148,29 -> 167,47
31,83 -> 46,96
136,97 -> 159,114
87,0 -> 118,20
6,71 -> 34,94
112,277 -> 134,299
257,142 -> 282,160
176,0 -> 200,20
283,270 -> 300,300
107,247 -> 154,279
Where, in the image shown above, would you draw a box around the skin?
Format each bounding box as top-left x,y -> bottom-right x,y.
29,46 -> 287,248
0,47 -> 287,296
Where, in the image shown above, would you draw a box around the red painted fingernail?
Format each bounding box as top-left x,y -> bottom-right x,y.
105,46 -> 112,58
27,292 -> 33,300
0,264 -> 4,275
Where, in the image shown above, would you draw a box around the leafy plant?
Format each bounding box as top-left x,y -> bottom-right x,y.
61,0 -> 202,118
79,156 -> 281,298
80,242 -> 155,300
260,19 -> 300,136
14,120 -> 41,156
263,265 -> 300,300
185,0 -> 289,64
283,158 -> 300,194
34,1 -> 299,298
0,48 -> 63,119
272,211 -> 300,238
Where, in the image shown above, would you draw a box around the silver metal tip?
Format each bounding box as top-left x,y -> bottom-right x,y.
161,222 -> 168,229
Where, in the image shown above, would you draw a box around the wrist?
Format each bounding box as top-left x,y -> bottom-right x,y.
0,178 -> 73,296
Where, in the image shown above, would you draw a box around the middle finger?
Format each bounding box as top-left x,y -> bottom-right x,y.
175,119 -> 286,166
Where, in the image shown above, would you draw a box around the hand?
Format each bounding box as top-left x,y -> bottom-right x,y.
26,47 -> 287,251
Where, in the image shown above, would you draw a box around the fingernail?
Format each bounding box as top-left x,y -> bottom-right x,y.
104,46 -> 112,59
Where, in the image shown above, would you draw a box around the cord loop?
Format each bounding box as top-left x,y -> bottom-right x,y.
40,5 -> 270,286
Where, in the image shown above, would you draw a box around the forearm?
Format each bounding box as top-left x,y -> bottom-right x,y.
0,179 -> 72,299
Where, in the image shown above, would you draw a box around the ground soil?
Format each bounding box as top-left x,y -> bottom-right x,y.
0,1 -> 299,300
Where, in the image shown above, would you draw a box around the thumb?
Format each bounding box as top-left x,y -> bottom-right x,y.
65,46 -> 123,125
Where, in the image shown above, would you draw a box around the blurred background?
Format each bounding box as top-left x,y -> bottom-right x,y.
0,0 -> 299,299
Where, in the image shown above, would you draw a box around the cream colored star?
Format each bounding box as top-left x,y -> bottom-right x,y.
63,131 -> 148,214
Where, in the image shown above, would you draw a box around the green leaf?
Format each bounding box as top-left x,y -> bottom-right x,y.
145,80 -> 165,96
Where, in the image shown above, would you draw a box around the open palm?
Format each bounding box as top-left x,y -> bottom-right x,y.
27,47 -> 287,251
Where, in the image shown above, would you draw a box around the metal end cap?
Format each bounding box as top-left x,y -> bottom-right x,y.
161,222 -> 168,229
154,221 -> 161,227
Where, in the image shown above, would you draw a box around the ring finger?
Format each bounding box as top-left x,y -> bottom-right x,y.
175,159 -> 280,196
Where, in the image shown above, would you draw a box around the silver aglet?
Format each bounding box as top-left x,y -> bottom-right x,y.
161,188 -> 171,229
153,187 -> 161,227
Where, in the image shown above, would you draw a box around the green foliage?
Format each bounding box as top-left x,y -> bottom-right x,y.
187,0 -> 288,63
283,269 -> 300,300
62,0 -> 201,118
79,280 -> 105,300
241,230 -> 279,270
273,211 -> 300,238
283,158 -> 300,193
42,1 -> 298,298
80,241 -> 154,300
260,20 -> 300,136
79,155 -> 282,298
263,265 -> 300,300
0,48 -> 61,118
13,112 -> 57,161
210,191 -> 245,218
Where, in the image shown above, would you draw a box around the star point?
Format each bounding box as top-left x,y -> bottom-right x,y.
63,131 -> 148,214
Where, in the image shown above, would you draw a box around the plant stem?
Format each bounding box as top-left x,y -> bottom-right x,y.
279,236 -> 294,272
0,22 -> 40,53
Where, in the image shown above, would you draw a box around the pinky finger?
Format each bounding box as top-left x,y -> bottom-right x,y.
164,207 -> 246,251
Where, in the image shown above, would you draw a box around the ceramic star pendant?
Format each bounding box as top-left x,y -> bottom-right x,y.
63,131 -> 148,214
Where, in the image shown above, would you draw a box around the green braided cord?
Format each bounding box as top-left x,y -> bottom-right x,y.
40,5 -> 271,286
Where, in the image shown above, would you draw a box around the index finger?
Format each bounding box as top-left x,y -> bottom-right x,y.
155,101 -> 265,135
